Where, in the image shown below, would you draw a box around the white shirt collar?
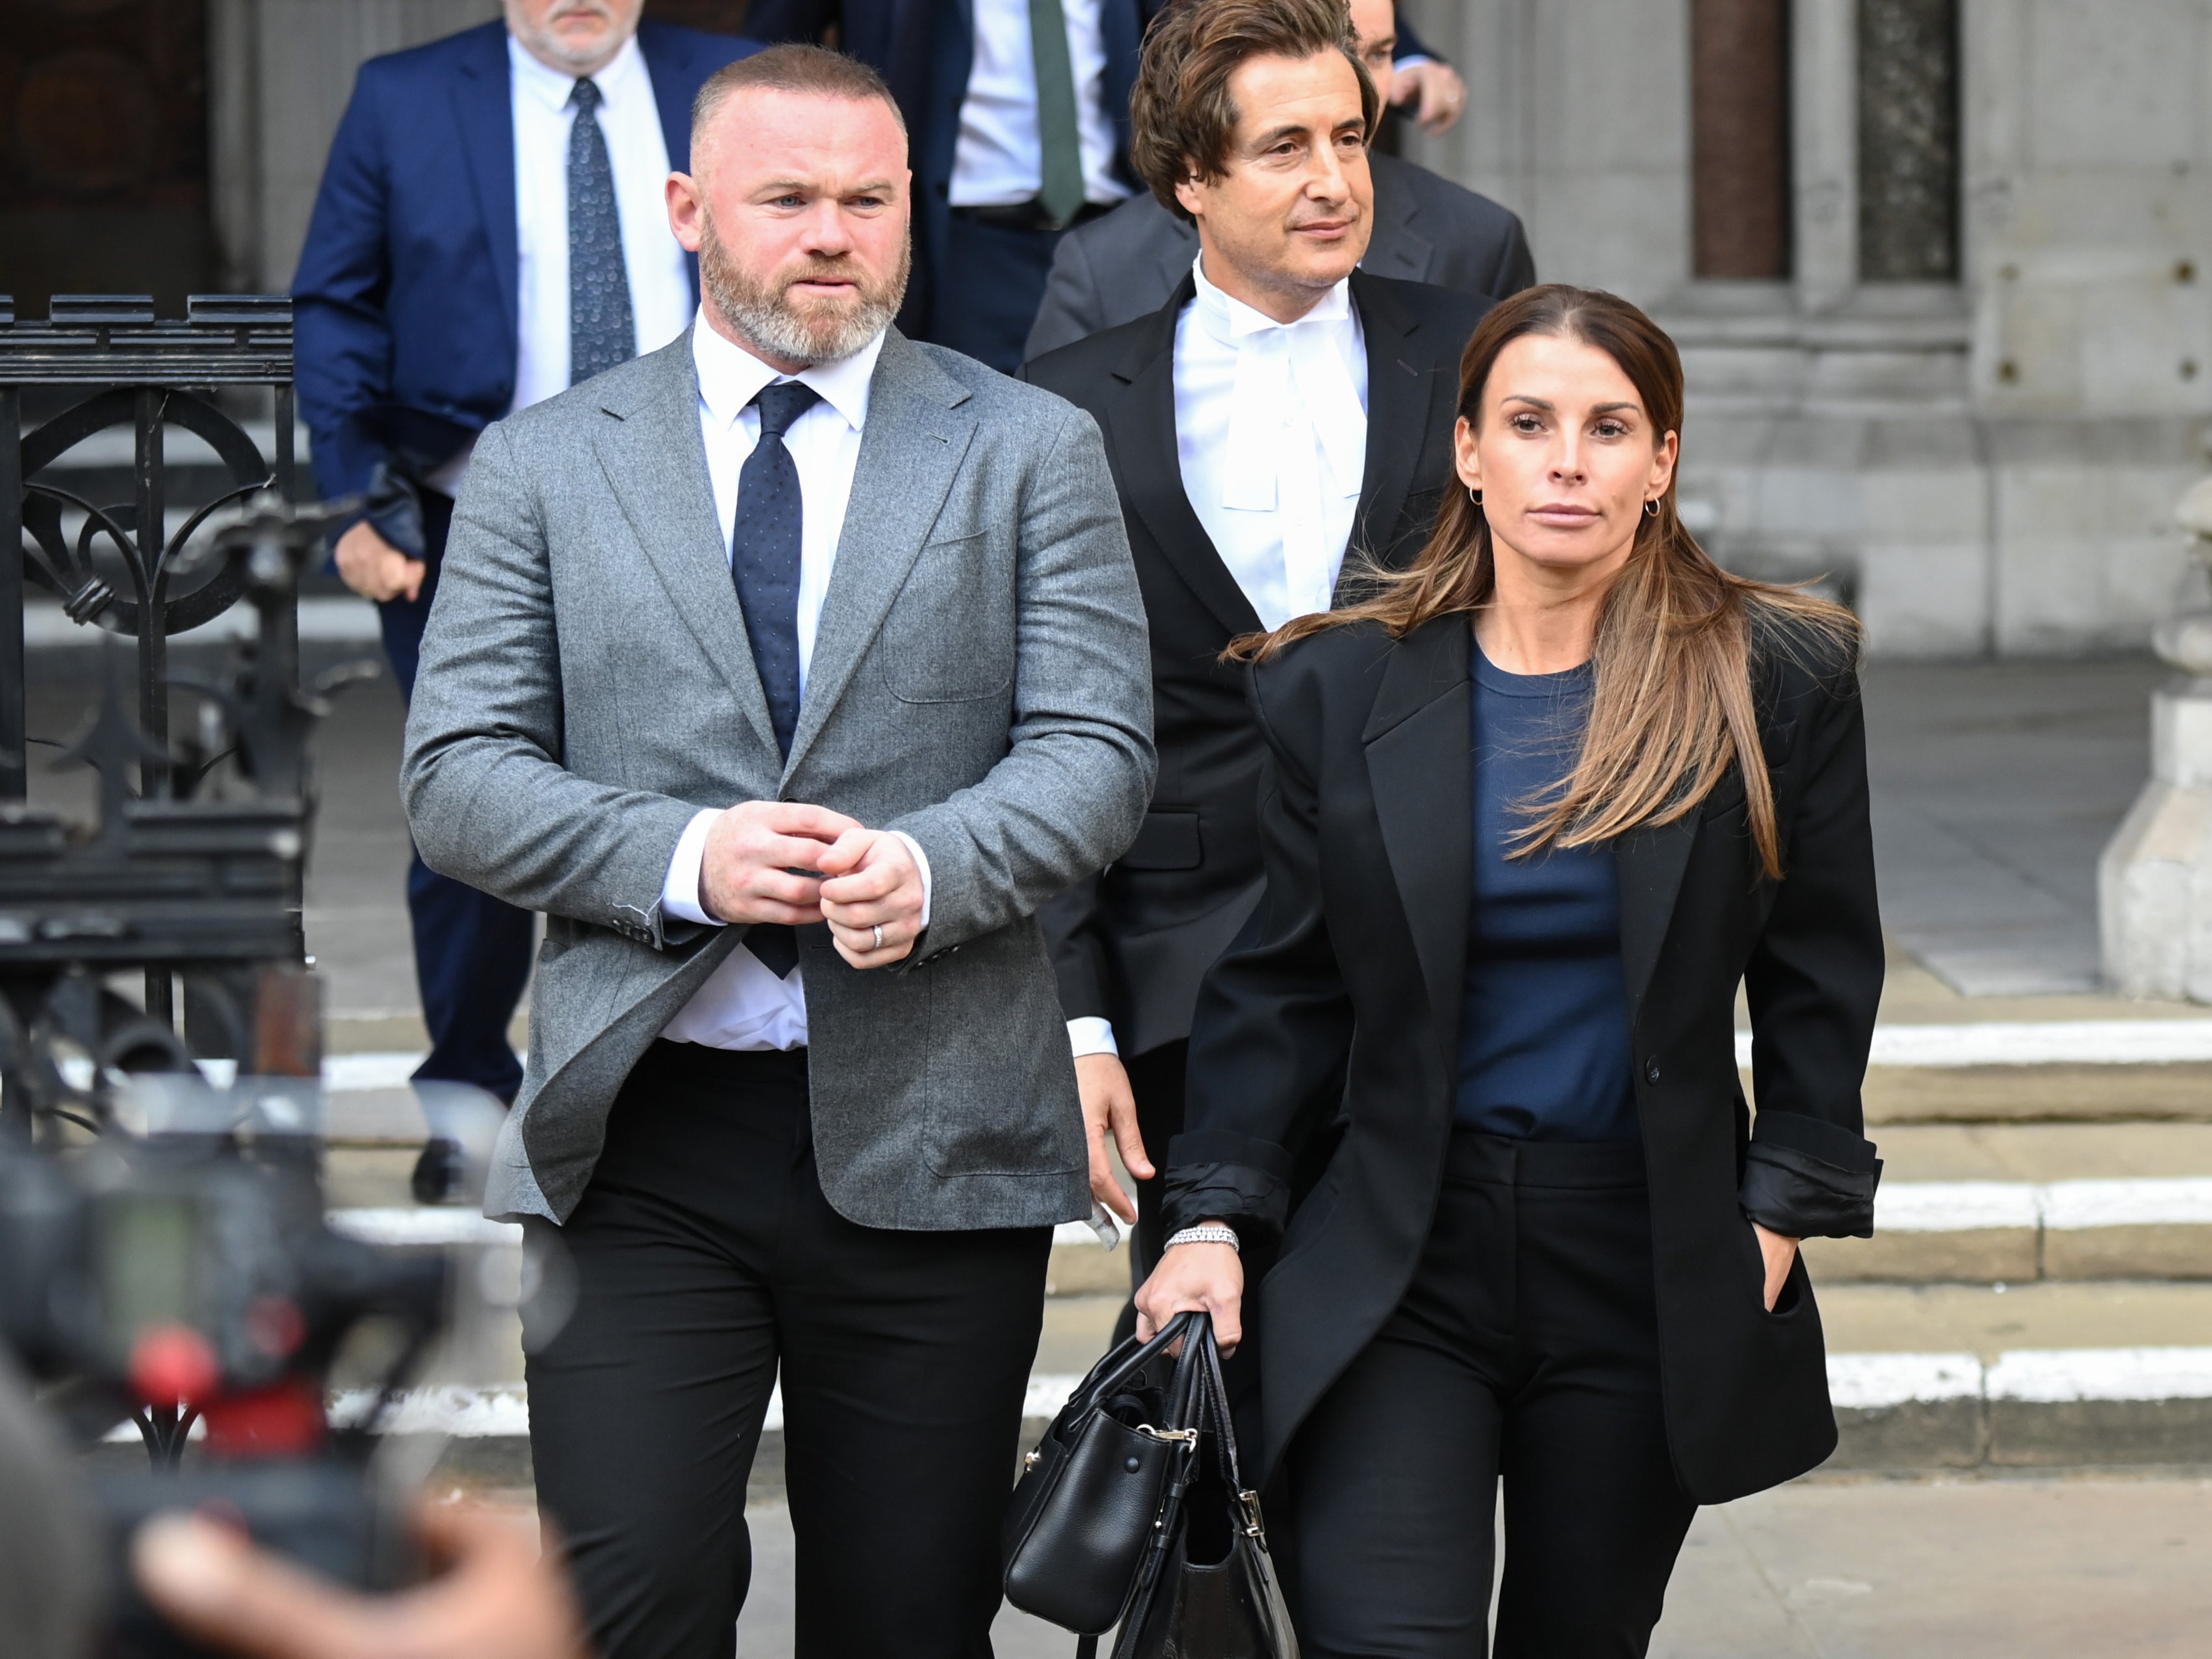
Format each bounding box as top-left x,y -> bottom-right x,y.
507,29 -> 649,116
691,311 -> 886,436
1190,254 -> 1354,347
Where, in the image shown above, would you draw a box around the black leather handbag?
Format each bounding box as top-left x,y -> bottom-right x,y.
1004,1313 -> 1298,1659
1003,1312 -> 1209,1637
1109,1321 -> 1298,1659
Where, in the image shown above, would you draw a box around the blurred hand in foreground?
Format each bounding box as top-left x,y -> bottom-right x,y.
134,1499 -> 588,1659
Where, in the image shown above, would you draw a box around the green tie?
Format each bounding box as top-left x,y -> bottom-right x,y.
1028,0 -> 1086,229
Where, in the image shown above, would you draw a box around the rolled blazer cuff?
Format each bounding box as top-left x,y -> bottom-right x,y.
1740,1137 -> 1883,1240
1161,1130 -> 1294,1238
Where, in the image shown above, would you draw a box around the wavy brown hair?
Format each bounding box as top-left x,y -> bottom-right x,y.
1233,284 -> 1858,878
1129,0 -> 1379,225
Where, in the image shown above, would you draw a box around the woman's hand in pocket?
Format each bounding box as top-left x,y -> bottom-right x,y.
1135,1229 -> 1245,1354
1752,1221 -> 1800,1311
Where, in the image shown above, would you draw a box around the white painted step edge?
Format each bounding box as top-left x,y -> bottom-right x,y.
293,1021 -> 2212,1100
325,1209 -> 1107,1251
331,1178 -> 2212,1251
105,1348 -> 2212,1443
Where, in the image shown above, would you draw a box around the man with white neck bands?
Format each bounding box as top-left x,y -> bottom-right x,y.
1023,0 -> 1493,1317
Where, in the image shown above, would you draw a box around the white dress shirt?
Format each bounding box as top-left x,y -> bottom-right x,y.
1175,257 -> 1369,631
950,0 -> 1131,209
1068,262 -> 1370,1064
428,35 -> 695,498
657,316 -> 933,1052
509,32 -> 694,412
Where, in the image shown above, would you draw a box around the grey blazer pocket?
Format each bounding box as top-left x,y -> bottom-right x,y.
884,532 -> 1016,704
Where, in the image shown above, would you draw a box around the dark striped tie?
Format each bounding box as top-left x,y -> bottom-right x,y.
567,77 -> 636,385
728,380 -> 823,980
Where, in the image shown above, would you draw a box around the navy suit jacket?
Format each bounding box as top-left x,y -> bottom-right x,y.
293,19 -> 760,503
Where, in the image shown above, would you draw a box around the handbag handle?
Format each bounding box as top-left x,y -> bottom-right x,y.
1058,1309 -> 1211,1430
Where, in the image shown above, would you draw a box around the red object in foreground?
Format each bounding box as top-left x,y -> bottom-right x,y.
201,1379 -> 327,1458
129,1323 -> 219,1406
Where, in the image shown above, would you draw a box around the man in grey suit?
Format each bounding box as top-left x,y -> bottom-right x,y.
401,43 -> 1153,1659
1024,0 -> 1533,359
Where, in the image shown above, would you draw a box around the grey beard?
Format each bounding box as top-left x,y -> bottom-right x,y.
700,215 -> 909,367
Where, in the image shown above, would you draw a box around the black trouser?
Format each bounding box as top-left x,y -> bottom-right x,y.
1288,1132 -> 1696,1658
523,1043 -> 1053,1659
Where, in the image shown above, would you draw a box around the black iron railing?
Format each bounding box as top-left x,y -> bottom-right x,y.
2,294 -> 301,1038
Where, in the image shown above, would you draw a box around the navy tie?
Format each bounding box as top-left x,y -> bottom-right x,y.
567,77 -> 635,384
729,379 -> 821,980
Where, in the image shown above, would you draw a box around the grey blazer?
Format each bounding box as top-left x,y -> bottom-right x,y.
1024,152 -> 1536,360
400,327 -> 1156,1230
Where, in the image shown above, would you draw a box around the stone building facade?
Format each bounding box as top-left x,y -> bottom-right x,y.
4,0 -> 2205,656
1403,0 -> 2212,657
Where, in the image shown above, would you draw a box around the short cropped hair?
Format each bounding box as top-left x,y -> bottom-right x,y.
691,43 -> 905,165
1130,0 -> 1378,222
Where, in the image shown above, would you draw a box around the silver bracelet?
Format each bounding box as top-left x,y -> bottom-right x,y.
1164,1224 -> 1240,1254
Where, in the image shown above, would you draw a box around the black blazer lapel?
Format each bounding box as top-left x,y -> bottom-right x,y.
1615,814 -> 1700,1025
1361,613 -> 1472,1065
1102,277 -> 1265,639
1346,271 -> 1455,578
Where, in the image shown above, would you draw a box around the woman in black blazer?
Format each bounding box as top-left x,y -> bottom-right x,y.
1134,284 -> 1883,1657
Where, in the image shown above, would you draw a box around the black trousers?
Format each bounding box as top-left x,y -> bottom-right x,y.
523,1043 -> 1052,1659
1288,1133 -> 1696,1659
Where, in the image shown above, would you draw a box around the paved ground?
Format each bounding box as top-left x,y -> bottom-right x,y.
725,1470 -> 2212,1658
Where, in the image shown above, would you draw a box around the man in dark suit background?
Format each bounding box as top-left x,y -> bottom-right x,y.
1024,0 -> 1531,357
293,1 -> 757,1119
1023,0 -> 1492,1295
743,0 -> 1456,372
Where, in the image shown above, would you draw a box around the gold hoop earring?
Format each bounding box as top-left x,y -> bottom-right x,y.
1644,498 -> 1661,517
1467,487 -> 1483,507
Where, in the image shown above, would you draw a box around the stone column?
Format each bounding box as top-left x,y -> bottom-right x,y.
2100,480 -> 2212,1002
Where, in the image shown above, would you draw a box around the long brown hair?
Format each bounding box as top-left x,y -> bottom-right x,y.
1235,284 -> 1857,878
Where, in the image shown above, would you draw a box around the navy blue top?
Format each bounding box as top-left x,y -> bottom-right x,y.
1454,642 -> 1640,1141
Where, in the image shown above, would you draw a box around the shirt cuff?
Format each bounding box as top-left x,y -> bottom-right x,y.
890,830 -> 933,928
1067,1016 -> 1118,1058
661,808 -> 726,927
1392,52 -> 1433,69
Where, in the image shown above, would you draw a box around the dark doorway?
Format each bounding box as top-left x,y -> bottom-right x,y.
1691,0 -> 1792,280
0,0 -> 211,316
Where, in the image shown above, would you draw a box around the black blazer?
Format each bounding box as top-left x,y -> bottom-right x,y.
1163,613 -> 1885,1503
1021,272 -> 1492,1056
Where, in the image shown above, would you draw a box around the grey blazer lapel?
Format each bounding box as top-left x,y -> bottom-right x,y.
1362,613 -> 1471,1067
784,331 -> 977,774
592,331 -> 778,755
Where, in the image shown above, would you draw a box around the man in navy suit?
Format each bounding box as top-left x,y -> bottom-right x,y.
744,0 -> 1454,372
294,0 -> 758,1124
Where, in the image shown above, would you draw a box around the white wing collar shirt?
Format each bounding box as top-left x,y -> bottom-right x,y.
655,316 -> 932,1051
1173,255 -> 1369,632
1068,261 -> 1370,1064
